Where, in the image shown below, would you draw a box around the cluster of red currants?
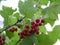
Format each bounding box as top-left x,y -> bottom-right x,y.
10,27 -> 17,33
9,24 -> 21,33
0,36 -> 5,45
18,19 -> 45,39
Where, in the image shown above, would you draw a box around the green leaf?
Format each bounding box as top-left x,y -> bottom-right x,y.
12,31 -> 20,41
4,43 -> 8,45
0,6 -> 17,26
0,6 -> 16,18
39,26 -> 46,32
37,34 -> 54,45
58,6 -> 60,13
48,25 -> 60,42
34,0 -> 38,2
45,18 -> 55,26
8,15 -> 17,25
5,30 -> 20,45
9,40 -> 17,45
50,0 -> 60,5
23,18 -> 31,25
6,30 -> 14,39
44,5 -> 58,19
48,32 -> 57,43
42,3 -> 58,26
0,28 -> 2,31
40,0 -> 48,5
34,0 -> 48,5
35,9 -> 42,18
19,34 -> 38,45
4,17 -> 9,26
4,15 -> 17,26
18,0 -> 37,18
13,12 -> 21,20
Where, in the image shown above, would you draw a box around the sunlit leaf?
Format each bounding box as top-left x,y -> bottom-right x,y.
37,34 -> 54,45
48,25 -> 60,42
18,0 -> 37,18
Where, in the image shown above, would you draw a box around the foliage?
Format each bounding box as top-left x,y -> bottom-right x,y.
0,0 -> 60,45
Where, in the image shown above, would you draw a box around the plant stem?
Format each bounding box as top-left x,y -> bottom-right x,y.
0,17 -> 25,33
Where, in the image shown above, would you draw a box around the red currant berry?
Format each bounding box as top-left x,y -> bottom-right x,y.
23,29 -> 29,33
29,30 -> 33,34
31,25 -> 36,29
0,36 -> 5,45
0,39 -> 2,42
14,28 -> 17,32
19,32 -> 24,39
36,31 -> 39,35
39,23 -> 42,26
31,29 -> 36,33
2,38 -> 5,41
26,31 -> 31,36
35,23 -> 39,27
34,27 -> 39,31
35,19 -> 40,23
20,32 -> 24,36
31,21 -> 35,26
10,29 -> 15,32
25,25 -> 29,29
10,28 -> 17,32
41,19 -> 45,23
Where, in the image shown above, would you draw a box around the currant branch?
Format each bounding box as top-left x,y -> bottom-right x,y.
0,17 -> 25,34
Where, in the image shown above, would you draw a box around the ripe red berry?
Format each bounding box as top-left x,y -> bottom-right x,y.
31,25 -> 36,29
23,29 -> 31,36
31,29 -> 36,33
18,19 -> 42,39
0,39 -> 2,42
31,21 -> 35,25
35,23 -> 39,27
39,23 -> 42,26
0,36 -> 5,45
10,27 -> 17,32
34,27 -> 39,31
25,25 -> 29,29
19,32 -> 24,39
41,19 -> 45,23
19,32 -> 24,36
31,28 -> 38,33
2,38 -> 5,41
10,28 -> 15,32
26,31 -> 31,36
36,31 -> 39,35
35,19 -> 40,23
23,29 -> 29,33
14,28 -> 17,32
29,30 -> 33,34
